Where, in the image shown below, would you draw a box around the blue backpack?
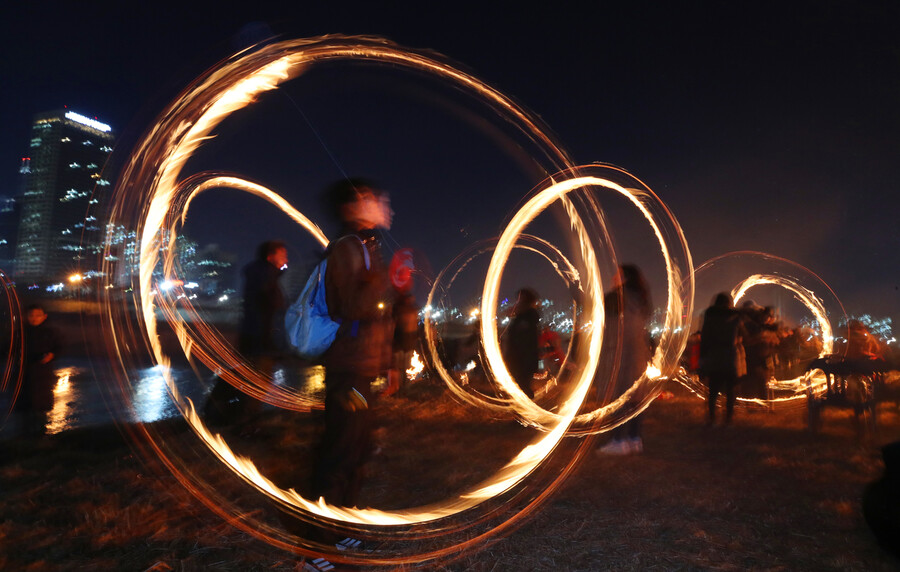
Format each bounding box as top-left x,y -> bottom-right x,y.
285,236 -> 370,358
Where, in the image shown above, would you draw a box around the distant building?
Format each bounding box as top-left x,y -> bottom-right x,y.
195,243 -> 236,296
14,109 -> 114,284
103,222 -> 138,287
0,195 -> 19,271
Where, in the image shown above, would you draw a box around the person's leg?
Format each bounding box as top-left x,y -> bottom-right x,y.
513,371 -> 534,399
707,375 -> 721,424
724,374 -> 737,424
313,372 -> 375,507
313,372 -> 353,504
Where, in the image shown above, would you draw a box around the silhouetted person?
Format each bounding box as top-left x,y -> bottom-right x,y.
699,292 -> 743,425
504,288 -> 541,399
538,326 -> 564,377
597,265 -> 653,455
738,301 -> 777,400
239,240 -> 289,361
387,292 -> 419,395
205,240 -> 288,424
776,327 -> 801,379
313,178 -> 394,508
683,331 -> 702,374
15,304 -> 61,437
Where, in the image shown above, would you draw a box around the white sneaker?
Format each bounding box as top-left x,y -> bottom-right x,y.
596,439 -> 631,455
336,537 -> 363,551
305,557 -> 335,571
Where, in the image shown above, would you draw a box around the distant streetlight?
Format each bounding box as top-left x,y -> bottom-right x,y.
68,274 -> 83,284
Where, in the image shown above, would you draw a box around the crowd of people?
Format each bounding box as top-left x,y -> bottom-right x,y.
688,294 -> 893,426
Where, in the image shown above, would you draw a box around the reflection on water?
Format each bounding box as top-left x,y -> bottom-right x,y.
41,363 -> 190,435
46,367 -> 76,435
33,361 -> 328,436
132,365 -> 170,424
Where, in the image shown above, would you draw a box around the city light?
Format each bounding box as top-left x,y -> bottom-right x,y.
64,111 -> 111,133
68,273 -> 83,283
159,279 -> 183,291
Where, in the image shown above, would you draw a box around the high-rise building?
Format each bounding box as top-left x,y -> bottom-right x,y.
14,109 -> 114,284
0,195 -> 19,271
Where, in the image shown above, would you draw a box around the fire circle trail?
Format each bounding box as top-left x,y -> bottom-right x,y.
99,36 -> 693,565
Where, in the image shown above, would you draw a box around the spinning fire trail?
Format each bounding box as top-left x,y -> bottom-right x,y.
676,251 -> 847,409
93,35 -> 721,566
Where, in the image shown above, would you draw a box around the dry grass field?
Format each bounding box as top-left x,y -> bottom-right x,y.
1,378 -> 898,571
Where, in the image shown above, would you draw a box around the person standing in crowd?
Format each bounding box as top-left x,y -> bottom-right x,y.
504,287 -> 541,399
539,326 -> 565,378
846,319 -> 883,363
699,293 -> 743,426
239,240 -> 289,369
205,240 -> 288,425
738,301 -> 778,400
597,265 -> 653,455
387,292 -> 419,396
313,178 -> 394,508
15,304 -> 61,437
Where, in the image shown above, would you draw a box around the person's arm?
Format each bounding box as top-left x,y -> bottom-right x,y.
42,326 -> 62,364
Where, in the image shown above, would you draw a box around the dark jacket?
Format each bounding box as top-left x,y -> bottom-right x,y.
504,307 -> 541,380
699,305 -> 741,377
322,232 -> 393,377
605,286 -> 652,393
19,322 -> 61,411
238,258 -> 286,357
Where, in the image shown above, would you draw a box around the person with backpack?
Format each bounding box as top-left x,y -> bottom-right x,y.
312,178 -> 394,508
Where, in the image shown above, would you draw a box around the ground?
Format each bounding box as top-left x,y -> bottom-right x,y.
1,379 -> 898,571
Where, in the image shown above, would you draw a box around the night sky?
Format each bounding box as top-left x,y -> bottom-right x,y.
2,1 -> 898,327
